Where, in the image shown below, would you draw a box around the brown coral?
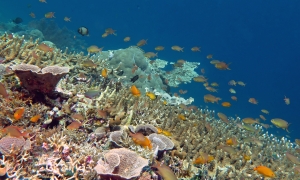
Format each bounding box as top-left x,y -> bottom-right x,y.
12,64 -> 69,93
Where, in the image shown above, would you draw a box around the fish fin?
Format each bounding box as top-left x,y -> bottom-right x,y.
22,132 -> 30,138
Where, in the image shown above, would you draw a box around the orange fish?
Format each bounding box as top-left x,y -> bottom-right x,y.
137,39 -> 147,47
0,82 -> 9,98
45,12 -> 55,18
171,45 -> 184,52
30,114 -> 41,123
215,62 -> 231,70
193,75 -> 208,83
162,130 -> 172,136
37,43 -> 53,52
71,113 -> 85,120
178,114 -> 186,121
228,80 -> 237,86
156,127 -> 163,134
14,107 -> 25,121
67,121 -> 82,130
124,36 -> 130,42
191,46 -> 201,52
204,94 -> 221,103
254,165 -> 275,178
1,126 -> 29,138
249,98 -> 258,104
64,17 -> 71,22
231,96 -> 237,101
29,12 -> 36,18
101,68 -> 108,78
260,123 -> 270,129
102,32 -> 108,38
205,86 -> 217,92
179,89 -> 187,94
205,123 -> 213,131
105,28 -> 117,35
259,115 -> 266,121
155,46 -> 164,51
81,60 -> 97,68
217,112 -> 229,124
144,52 -> 158,58
226,137 -> 238,146
129,132 -> 152,149
206,54 -> 213,59
193,153 -> 214,164
243,154 -> 251,161
284,96 -> 290,105
221,102 -> 231,107
151,161 -> 177,180
87,45 -> 103,53
131,65 -> 138,74
130,85 -> 141,97
201,68 -> 205,74
32,51 -> 39,59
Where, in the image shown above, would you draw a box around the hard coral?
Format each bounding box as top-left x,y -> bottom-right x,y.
149,133 -> 174,151
12,64 -> 69,93
0,136 -> 25,155
94,148 -> 148,179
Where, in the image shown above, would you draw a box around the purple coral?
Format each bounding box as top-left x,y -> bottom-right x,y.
12,64 -> 69,93
94,148 -> 148,179
0,136 -> 25,155
149,133 -> 174,151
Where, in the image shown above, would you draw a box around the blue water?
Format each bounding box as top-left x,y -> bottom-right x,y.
1,0 -> 299,140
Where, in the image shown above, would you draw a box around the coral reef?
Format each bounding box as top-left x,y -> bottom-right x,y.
0,34 -> 299,180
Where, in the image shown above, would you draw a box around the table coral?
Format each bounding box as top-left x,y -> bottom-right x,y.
94,148 -> 148,179
12,64 -> 69,93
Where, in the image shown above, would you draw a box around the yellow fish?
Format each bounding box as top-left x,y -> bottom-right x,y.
271,118 -> 290,132
146,92 -> 156,100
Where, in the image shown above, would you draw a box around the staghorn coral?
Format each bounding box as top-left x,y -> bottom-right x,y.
49,77 -> 300,179
12,64 -> 69,93
94,148 -> 149,179
0,73 -> 299,179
